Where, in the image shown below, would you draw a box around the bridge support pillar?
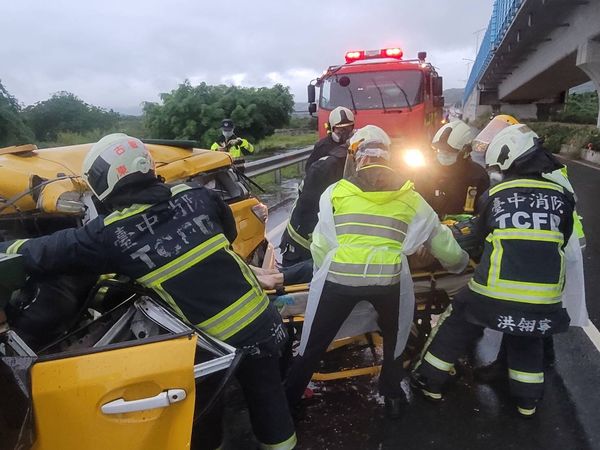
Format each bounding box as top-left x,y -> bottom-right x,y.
577,39 -> 600,128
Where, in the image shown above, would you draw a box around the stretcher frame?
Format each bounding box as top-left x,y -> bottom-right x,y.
270,262 -> 476,382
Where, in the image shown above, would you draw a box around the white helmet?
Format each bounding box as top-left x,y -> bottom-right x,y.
485,124 -> 539,171
329,106 -> 355,128
348,125 -> 391,161
432,120 -> 476,152
82,133 -> 155,201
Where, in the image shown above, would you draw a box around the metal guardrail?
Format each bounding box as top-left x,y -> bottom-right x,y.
244,146 -> 313,178
463,0 -> 524,105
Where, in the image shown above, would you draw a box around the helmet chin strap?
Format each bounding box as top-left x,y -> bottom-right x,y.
489,171 -> 504,186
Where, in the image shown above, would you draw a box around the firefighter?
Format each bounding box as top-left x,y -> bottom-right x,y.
470,114 -> 520,167
415,119 -> 489,219
279,127 -> 350,267
0,133 -> 296,450
469,116 -> 588,381
305,106 -> 354,169
411,124 -> 578,418
285,125 -> 468,419
210,118 -> 254,159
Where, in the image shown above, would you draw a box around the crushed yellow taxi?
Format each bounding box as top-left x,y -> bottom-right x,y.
0,141 -> 268,262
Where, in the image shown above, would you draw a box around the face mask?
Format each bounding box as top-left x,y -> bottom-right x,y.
332,127 -> 353,144
488,171 -> 504,186
436,151 -> 458,166
470,151 -> 486,167
223,130 -> 234,139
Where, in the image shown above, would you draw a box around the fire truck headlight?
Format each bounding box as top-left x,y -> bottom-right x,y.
403,149 -> 426,168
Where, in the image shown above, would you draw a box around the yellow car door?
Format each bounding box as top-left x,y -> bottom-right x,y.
30,333 -> 197,450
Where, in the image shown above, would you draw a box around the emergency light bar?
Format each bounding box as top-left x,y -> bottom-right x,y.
345,47 -> 403,63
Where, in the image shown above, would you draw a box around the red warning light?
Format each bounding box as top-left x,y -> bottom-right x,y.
381,47 -> 403,59
345,50 -> 365,63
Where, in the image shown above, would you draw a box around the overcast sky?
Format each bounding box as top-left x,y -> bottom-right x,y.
1,0 -> 493,115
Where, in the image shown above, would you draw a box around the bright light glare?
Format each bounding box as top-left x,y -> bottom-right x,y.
403,149 -> 426,167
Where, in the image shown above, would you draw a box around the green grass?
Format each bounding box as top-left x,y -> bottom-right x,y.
252,164 -> 303,192
526,122 -> 600,153
254,132 -> 317,153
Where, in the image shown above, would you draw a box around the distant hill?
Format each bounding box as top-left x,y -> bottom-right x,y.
294,102 -> 308,112
293,102 -> 310,117
444,88 -> 465,107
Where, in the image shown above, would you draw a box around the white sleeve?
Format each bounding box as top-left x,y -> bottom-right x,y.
563,232 -> 589,326
310,185 -> 338,269
404,197 -> 469,274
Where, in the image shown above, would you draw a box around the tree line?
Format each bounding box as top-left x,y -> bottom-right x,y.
0,79 -> 295,148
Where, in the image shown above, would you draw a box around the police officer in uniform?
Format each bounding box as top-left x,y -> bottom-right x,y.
415,120 -> 489,218
285,126 -> 468,419
411,124 -> 576,418
211,118 -> 255,159
0,133 -> 296,449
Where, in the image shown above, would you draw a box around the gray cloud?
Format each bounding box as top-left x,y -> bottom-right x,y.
1,0 -> 493,114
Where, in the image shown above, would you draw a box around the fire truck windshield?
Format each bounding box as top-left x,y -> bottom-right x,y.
320,70 -> 423,111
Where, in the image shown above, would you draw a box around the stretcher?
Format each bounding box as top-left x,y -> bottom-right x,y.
268,263 -> 475,381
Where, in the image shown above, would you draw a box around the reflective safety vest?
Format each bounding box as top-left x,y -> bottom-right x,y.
468,178 -> 573,305
327,178 -> 418,287
210,138 -> 254,159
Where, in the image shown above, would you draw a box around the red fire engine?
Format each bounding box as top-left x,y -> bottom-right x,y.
308,48 -> 445,150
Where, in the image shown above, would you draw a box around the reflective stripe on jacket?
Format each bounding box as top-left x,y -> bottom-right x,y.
324,173 -> 468,287
327,179 -> 418,286
469,178 -> 575,306
281,148 -> 347,252
0,183 -> 272,346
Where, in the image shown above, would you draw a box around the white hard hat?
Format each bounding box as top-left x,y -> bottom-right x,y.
485,124 -> 539,171
432,120 -> 476,152
349,125 -> 391,156
82,133 -> 155,201
329,106 -> 355,128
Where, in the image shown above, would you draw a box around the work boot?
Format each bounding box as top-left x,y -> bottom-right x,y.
516,398 -> 538,419
473,358 -> 508,383
384,394 -> 407,420
409,373 -> 443,403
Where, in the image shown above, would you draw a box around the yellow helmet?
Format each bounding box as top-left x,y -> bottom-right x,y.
472,114 -> 519,156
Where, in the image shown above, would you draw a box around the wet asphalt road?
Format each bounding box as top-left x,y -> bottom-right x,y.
224,166 -> 600,450
563,158 -> 600,328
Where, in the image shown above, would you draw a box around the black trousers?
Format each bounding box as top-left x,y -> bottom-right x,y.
417,304 -> 545,401
192,352 -> 296,450
285,282 -> 405,406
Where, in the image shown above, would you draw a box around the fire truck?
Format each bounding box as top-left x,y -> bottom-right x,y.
308,47 -> 445,151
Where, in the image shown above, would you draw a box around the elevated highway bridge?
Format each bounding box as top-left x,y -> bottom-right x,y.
463,0 -> 600,125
